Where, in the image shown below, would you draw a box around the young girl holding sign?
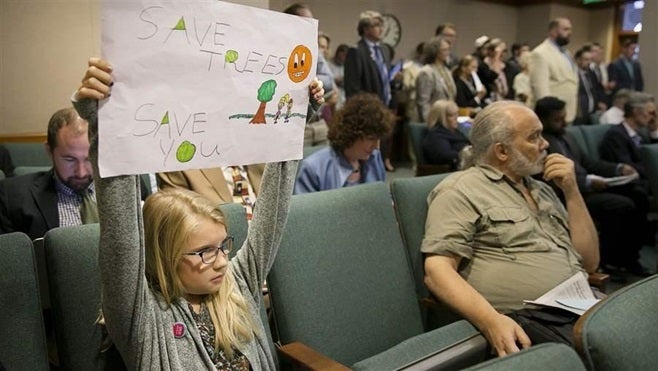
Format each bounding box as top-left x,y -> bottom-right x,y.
74,57 -> 323,370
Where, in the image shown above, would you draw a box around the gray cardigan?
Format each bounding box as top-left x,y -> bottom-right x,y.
74,98 -> 296,370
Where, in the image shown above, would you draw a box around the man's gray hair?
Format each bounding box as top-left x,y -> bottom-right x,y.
624,91 -> 654,118
460,101 -> 524,168
422,36 -> 447,65
357,10 -> 383,36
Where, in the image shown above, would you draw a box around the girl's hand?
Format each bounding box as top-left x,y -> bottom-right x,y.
309,78 -> 324,105
75,57 -> 114,101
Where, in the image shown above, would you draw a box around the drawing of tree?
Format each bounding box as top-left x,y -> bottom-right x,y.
249,79 -> 277,124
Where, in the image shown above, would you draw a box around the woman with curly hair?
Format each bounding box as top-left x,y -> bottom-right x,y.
295,93 -> 393,194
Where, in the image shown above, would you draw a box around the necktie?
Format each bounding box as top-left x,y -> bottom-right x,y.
632,134 -> 642,147
79,190 -> 99,224
373,45 -> 391,105
230,167 -> 254,220
580,70 -> 594,113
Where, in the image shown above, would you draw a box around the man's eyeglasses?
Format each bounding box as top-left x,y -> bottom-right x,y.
184,236 -> 234,264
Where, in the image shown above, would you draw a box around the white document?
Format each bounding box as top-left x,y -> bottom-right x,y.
523,272 -> 599,316
588,172 -> 639,187
99,0 -> 318,177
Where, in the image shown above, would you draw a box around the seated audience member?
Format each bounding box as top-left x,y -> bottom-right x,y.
416,36 -> 457,122
422,101 -> 599,354
0,144 -> 15,177
453,55 -> 485,113
295,93 -> 393,194
158,165 -> 265,220
600,92 -> 658,179
537,96 -> 650,275
422,100 -> 470,170
513,51 -> 531,104
599,88 -> 631,124
0,107 -> 98,240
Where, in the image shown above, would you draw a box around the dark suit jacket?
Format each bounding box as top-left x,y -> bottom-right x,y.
344,39 -> 392,101
0,169 -> 58,240
454,76 -> 480,108
544,132 -> 618,193
0,145 -> 15,178
576,68 -> 606,122
608,57 -> 644,92
599,123 -> 657,179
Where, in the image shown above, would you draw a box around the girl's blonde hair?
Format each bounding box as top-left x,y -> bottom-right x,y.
143,188 -> 255,358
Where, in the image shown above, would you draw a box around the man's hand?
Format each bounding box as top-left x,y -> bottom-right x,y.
590,177 -> 608,191
619,164 -> 637,176
479,313 -> 532,357
543,153 -> 578,196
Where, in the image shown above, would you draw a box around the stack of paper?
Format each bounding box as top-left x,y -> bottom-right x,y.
523,272 -> 600,315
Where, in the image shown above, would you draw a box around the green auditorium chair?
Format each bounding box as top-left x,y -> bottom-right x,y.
580,124 -> 611,161
44,224 -> 126,371
463,343 -> 586,371
574,274 -> 658,370
565,125 -> 588,157
268,182 -> 487,370
390,173 -> 461,330
0,232 -> 49,370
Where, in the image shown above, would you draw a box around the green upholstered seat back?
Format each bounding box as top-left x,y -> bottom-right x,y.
44,225 -> 126,370
577,274 -> 658,370
3,142 -> 50,167
580,124 -> 611,161
268,182 -> 423,366
408,122 -> 429,165
390,173 -> 452,299
0,232 -> 49,371
565,125 -> 588,156
463,343 -> 585,370
14,165 -> 52,177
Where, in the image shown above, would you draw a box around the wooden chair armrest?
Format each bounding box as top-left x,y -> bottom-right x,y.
588,272 -> 609,291
278,342 -> 350,371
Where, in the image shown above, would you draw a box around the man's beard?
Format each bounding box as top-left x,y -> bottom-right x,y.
555,36 -> 570,47
63,175 -> 93,193
508,148 -> 546,177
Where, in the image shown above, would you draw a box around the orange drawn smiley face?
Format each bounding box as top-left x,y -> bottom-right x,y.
287,44 -> 312,83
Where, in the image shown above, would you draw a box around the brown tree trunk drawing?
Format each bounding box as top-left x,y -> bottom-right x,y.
249,102 -> 267,124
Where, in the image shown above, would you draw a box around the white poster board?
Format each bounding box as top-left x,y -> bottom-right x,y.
99,0 -> 318,177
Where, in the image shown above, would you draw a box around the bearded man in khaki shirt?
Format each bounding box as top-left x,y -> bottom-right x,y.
421,101 -> 599,357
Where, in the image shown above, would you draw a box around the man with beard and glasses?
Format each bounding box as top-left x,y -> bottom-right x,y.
529,18 -> 578,123
0,107 -> 98,240
422,101 -> 599,356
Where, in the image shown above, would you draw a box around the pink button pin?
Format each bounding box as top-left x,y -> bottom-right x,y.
173,322 -> 186,338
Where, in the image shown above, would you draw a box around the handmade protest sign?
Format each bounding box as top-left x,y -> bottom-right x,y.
98,0 -> 318,177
